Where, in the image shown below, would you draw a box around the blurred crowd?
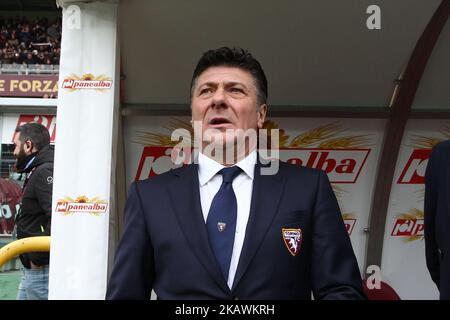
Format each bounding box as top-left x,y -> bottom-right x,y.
0,16 -> 61,66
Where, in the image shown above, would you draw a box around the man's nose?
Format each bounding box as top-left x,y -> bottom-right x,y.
211,88 -> 227,108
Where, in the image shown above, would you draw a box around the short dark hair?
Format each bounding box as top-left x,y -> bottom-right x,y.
190,47 -> 268,105
15,123 -> 50,151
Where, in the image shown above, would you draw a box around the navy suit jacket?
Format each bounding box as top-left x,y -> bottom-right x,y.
425,140 -> 450,299
106,161 -> 365,299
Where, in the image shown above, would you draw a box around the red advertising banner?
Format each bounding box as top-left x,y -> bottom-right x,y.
135,146 -> 370,184
0,74 -> 58,98
11,115 -> 57,143
397,149 -> 430,184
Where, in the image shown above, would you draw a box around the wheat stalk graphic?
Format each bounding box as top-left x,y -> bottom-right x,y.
133,118 -> 374,149
408,123 -> 450,149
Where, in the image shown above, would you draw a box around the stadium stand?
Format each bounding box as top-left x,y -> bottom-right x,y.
0,16 -> 60,74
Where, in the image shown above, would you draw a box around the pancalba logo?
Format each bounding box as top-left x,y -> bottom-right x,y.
62,73 -> 112,91
391,208 -> 424,242
56,196 -> 108,216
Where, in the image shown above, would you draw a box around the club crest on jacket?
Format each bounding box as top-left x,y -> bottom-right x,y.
217,222 -> 226,232
282,228 -> 303,256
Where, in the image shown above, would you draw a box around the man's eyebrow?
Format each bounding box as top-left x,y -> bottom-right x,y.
198,81 -> 248,88
197,81 -> 218,88
224,81 -> 247,88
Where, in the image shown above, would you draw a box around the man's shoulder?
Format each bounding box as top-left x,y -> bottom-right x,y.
134,164 -> 194,188
34,161 -> 53,173
277,160 -> 324,179
28,162 -> 53,184
432,140 -> 450,157
256,159 -> 325,185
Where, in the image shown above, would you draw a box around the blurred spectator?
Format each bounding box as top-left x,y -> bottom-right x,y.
0,178 -> 22,235
8,30 -> 19,47
0,16 -> 61,67
36,51 -> 45,64
46,22 -> 59,40
23,52 -> 36,65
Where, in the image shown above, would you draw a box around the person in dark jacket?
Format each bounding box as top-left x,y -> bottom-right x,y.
424,140 -> 450,300
12,123 -> 54,300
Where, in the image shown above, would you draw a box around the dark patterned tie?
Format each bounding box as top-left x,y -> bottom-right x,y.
206,166 -> 242,281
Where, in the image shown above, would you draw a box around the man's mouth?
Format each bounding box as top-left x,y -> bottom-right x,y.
208,117 -> 232,126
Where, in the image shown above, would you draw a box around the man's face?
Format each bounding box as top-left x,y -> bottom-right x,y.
191,66 -> 267,147
12,132 -> 32,164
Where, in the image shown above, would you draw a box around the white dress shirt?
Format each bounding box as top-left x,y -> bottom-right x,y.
198,150 -> 256,289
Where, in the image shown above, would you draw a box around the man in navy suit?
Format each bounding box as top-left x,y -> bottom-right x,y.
106,47 -> 365,300
425,140 -> 450,300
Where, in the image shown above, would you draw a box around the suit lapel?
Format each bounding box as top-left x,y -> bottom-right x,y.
232,162 -> 285,290
168,165 -> 230,293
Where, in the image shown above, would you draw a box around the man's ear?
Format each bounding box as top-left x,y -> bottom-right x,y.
257,104 -> 268,129
24,140 -> 34,153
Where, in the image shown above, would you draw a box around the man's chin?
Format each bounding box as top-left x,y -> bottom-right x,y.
203,131 -> 235,145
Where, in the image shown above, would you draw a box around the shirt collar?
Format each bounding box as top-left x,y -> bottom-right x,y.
198,150 -> 256,186
24,156 -> 36,171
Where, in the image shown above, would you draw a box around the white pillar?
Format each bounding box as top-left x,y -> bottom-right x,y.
49,0 -> 119,299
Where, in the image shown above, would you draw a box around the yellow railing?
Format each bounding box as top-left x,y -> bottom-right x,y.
0,236 -> 50,267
